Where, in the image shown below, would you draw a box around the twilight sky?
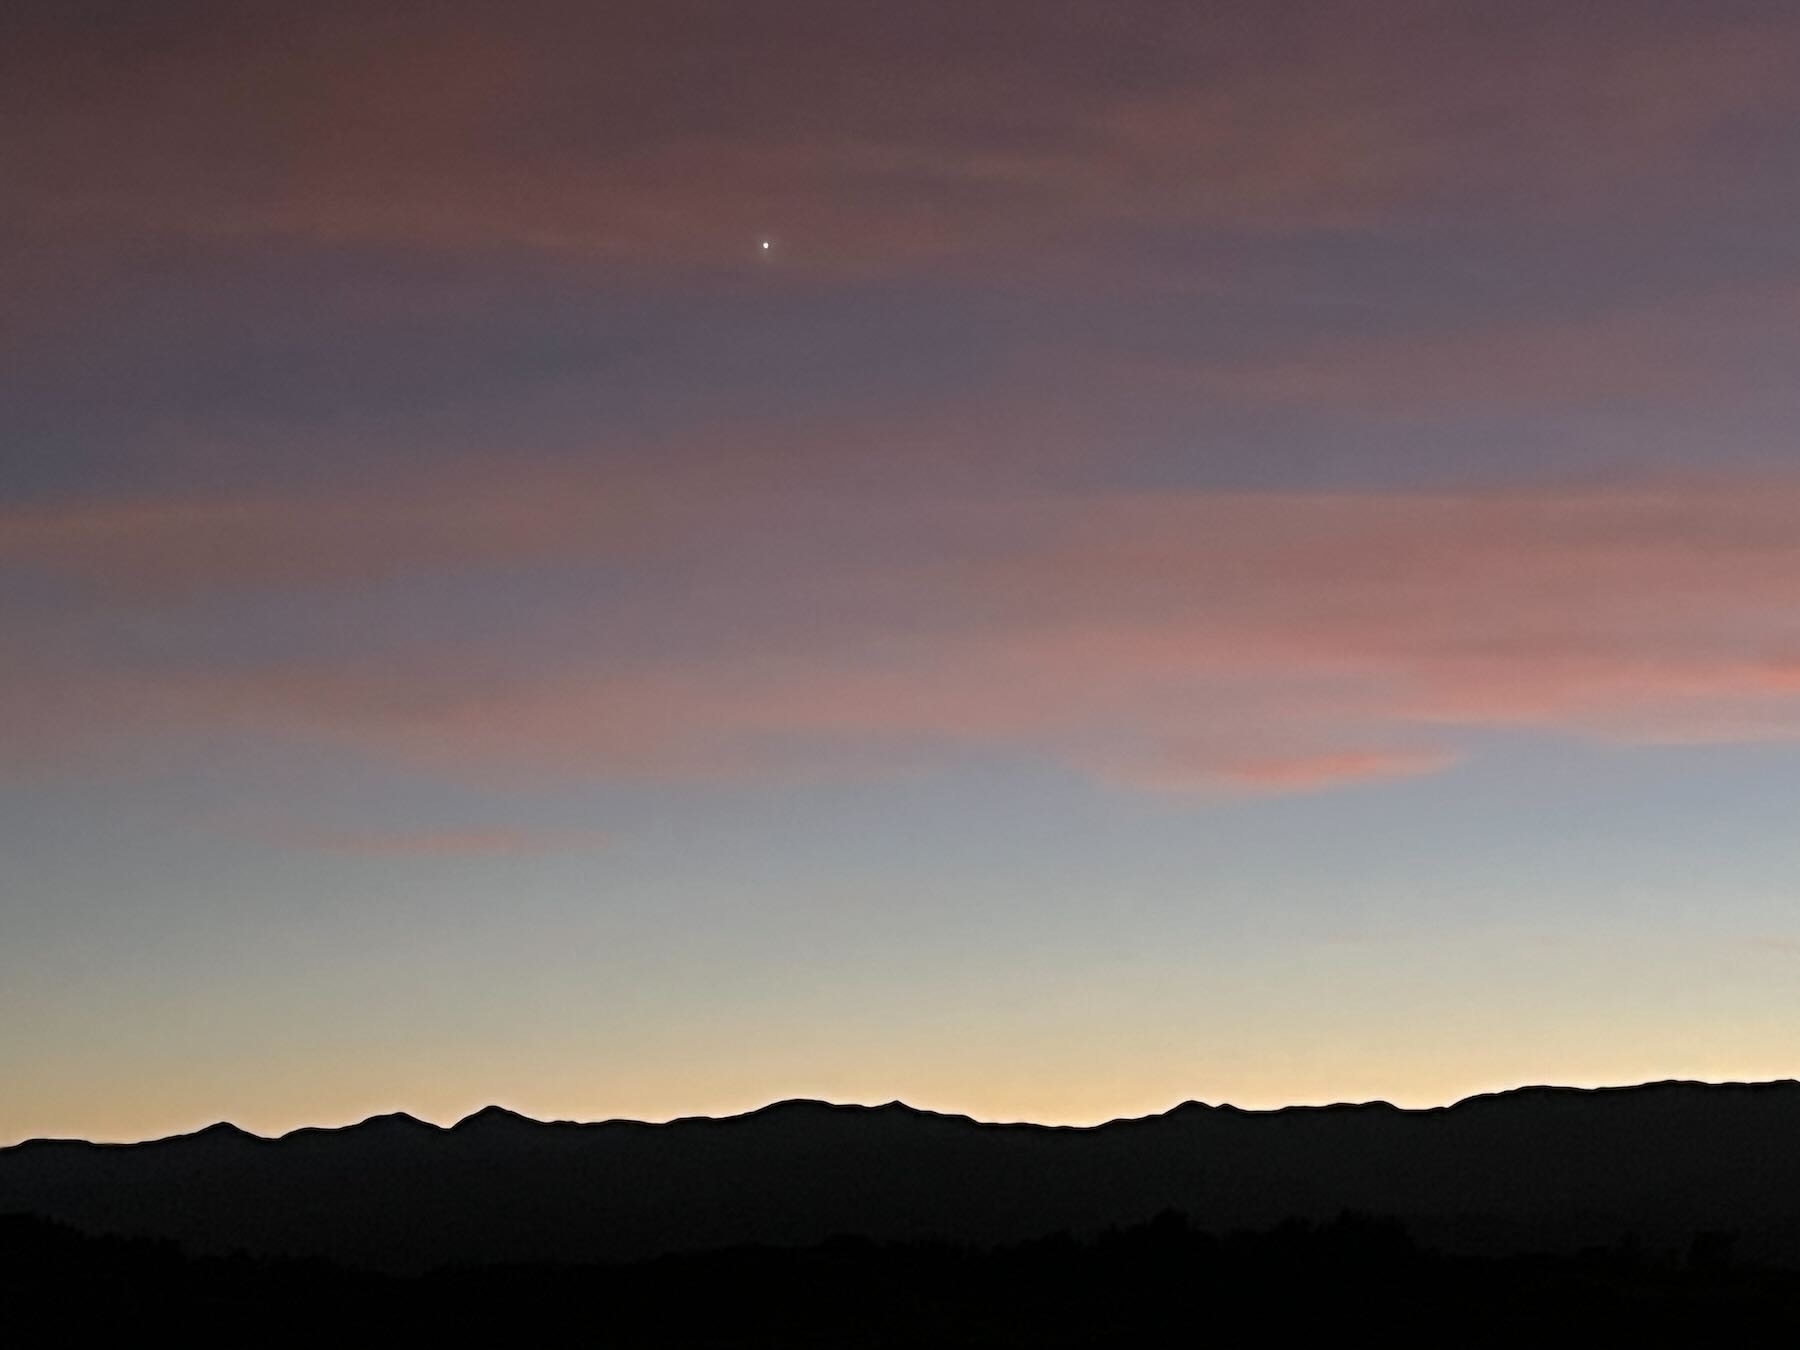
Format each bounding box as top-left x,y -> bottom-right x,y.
6,1 -> 1800,1143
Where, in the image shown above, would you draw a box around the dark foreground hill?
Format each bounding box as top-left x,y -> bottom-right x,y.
4,1079 -> 1800,1274
9,1208 -> 1800,1346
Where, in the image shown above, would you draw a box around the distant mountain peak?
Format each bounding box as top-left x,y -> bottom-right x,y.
184,1120 -> 259,1142
356,1111 -> 440,1132
277,1111 -> 441,1141
725,1098 -> 945,1124
451,1105 -> 538,1131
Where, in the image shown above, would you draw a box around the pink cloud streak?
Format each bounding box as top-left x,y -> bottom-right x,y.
1118,748 -> 1463,796
9,473 -> 1800,796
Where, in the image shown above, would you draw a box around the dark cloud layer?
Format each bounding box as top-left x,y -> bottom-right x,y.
9,2 -> 1799,270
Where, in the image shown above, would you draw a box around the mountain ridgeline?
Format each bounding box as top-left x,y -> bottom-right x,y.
4,1080 -> 1798,1274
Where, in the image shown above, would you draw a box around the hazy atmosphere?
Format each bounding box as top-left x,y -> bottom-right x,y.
6,1 -> 1800,1144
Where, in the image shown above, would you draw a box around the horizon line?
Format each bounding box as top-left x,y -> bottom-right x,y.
10,1075 -> 1799,1150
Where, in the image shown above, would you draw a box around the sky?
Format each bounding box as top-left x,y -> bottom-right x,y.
5,0 -> 1800,1144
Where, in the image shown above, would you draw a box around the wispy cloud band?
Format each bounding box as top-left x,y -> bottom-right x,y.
9,469 -> 1800,796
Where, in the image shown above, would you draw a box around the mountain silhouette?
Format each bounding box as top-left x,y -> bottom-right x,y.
5,1079 -> 1799,1274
